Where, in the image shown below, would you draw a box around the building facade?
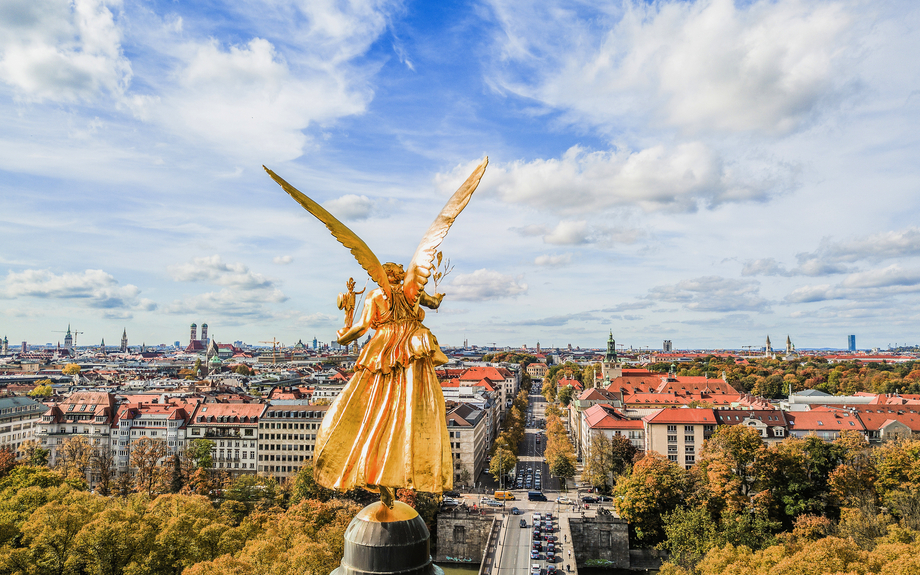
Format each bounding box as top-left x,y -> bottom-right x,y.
257,402 -> 329,481
187,402 -> 265,475
0,396 -> 47,454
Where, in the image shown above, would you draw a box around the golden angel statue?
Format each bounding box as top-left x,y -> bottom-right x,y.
338,277 -> 366,329
264,157 -> 488,508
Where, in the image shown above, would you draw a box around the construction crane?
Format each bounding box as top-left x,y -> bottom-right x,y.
260,338 -> 280,365
53,328 -> 84,345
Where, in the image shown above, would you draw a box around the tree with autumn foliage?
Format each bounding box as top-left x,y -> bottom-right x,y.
131,437 -> 169,496
614,452 -> 689,544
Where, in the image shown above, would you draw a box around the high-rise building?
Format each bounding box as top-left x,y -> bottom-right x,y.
663,340 -> 673,353
848,335 -> 856,352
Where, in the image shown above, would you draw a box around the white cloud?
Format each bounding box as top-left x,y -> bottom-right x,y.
534,253 -> 572,266
544,221 -> 590,245
488,0 -> 856,136
841,264 -> 920,289
273,255 -> 293,265
454,144 -> 784,214
324,194 -> 375,221
446,269 -> 528,301
0,0 -> 131,102
141,37 -> 369,161
2,269 -> 155,311
647,276 -> 770,312
785,284 -> 839,303
169,255 -> 275,290
163,287 -> 287,319
744,226 -> 920,278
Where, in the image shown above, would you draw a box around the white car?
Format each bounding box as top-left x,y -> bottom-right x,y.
442,497 -> 460,506
556,496 -> 572,504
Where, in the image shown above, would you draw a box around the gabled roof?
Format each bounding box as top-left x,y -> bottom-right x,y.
786,410 -> 865,432
577,387 -> 619,401
583,404 -> 640,430
643,408 -> 717,424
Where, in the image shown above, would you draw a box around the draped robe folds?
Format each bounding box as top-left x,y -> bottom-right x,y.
312,287 -> 453,494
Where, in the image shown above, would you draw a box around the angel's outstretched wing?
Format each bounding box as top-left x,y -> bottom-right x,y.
404,157 -> 488,306
264,166 -> 391,298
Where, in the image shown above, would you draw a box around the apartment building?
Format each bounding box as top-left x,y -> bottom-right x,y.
37,391 -> 118,467
257,402 -> 329,480
579,403 -> 644,457
446,402 -> 488,487
0,396 -> 47,454
643,408 -> 716,469
187,402 -> 266,476
112,399 -> 196,472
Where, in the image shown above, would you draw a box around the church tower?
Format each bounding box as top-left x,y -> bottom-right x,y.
190,323 -> 198,343
602,330 -> 622,381
786,335 -> 793,355
1,336 -> 7,355
765,335 -> 772,357
121,328 -> 128,353
201,323 -> 209,343
64,324 -> 73,350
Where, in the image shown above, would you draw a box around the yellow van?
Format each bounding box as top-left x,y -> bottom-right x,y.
494,491 -> 516,501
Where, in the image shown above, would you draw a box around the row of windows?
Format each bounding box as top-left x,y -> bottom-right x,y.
260,433 -> 317,441
263,443 -> 314,451
259,454 -> 310,462
259,422 -> 320,430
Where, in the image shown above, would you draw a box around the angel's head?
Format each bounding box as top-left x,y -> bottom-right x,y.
383,262 -> 405,285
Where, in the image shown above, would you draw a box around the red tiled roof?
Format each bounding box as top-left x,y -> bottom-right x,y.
786,411 -> 865,432
643,408 -> 717,424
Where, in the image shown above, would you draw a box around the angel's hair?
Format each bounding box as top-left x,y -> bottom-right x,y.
383,262 -> 406,283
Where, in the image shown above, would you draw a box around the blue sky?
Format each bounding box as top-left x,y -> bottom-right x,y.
2,0 -> 920,351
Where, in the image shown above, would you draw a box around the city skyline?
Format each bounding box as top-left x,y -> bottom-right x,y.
2,0 -> 920,349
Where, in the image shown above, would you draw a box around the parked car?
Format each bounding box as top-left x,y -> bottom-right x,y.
531,551 -> 540,559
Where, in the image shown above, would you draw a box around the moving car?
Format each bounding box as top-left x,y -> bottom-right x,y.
442,497 -> 460,506
520,519 -> 527,528
581,495 -> 598,503
511,507 -> 522,515
555,496 -> 572,504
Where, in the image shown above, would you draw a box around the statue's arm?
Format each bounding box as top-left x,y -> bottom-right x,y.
419,290 -> 444,310
337,290 -> 380,344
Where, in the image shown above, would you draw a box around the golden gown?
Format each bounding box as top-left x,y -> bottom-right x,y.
313,287 -> 453,493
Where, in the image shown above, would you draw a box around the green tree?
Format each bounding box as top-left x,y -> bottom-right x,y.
610,434 -> 638,477
614,453 -> 688,544
187,439 -> 215,469
548,452 -> 576,491
557,384 -> 576,407
290,465 -> 333,504
583,433 -> 614,492
489,444 -> 517,489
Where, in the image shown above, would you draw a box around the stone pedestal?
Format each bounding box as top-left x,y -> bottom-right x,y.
332,501 -> 443,575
